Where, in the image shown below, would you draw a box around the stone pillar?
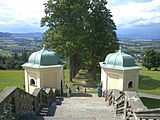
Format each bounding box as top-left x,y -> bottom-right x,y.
14,89 -> 20,117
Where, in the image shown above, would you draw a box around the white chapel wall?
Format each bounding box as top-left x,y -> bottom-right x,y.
101,68 -> 107,91
124,70 -> 139,91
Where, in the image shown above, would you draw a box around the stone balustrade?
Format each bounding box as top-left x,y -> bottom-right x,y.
105,90 -> 160,120
0,87 -> 56,120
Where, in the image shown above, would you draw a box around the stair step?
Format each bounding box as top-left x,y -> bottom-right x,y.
19,94 -> 123,120
44,116 -> 96,120
39,112 -> 47,116
20,116 -> 120,120
41,109 -> 49,113
20,116 -> 96,120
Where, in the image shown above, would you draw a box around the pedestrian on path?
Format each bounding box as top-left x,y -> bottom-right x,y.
96,87 -> 102,97
84,87 -> 86,93
65,83 -> 68,89
76,86 -> 80,93
67,87 -> 72,97
83,86 -> 87,93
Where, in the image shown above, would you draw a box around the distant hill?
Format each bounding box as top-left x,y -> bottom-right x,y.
0,32 -> 159,41
0,32 -> 43,53
0,32 -> 12,37
12,32 -> 43,39
0,32 -> 43,39
117,32 -> 160,40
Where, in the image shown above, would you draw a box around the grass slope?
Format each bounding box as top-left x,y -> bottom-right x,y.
138,64 -> 160,95
140,97 -> 160,109
0,70 -> 24,91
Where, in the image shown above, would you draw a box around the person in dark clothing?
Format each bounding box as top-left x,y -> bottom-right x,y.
76,86 -> 80,92
67,87 -> 72,97
96,87 -> 102,97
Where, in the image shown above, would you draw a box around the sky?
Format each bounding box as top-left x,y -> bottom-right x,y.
107,0 -> 160,38
0,0 -> 160,38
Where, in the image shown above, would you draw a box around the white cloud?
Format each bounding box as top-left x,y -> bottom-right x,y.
0,0 -> 47,27
107,0 -> 160,28
0,0 -> 160,34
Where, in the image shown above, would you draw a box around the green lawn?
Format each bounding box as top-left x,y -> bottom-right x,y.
0,70 -> 24,91
140,97 -> 160,109
138,63 -> 160,95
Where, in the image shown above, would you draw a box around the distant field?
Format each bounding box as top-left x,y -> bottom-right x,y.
0,50 -> 12,56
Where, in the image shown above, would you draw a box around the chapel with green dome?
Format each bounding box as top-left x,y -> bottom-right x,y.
22,46 -> 65,94
22,46 -> 64,68
99,48 -> 141,92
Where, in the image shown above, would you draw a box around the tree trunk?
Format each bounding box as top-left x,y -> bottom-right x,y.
72,53 -> 80,78
69,55 -> 74,82
76,57 -> 80,76
92,46 -> 97,81
73,54 -> 77,78
92,64 -> 96,81
75,54 -> 80,77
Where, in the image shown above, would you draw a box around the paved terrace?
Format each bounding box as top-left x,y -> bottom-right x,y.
23,93 -> 122,120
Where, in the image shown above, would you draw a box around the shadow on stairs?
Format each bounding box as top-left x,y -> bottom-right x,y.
20,102 -> 57,120
20,96 -> 65,120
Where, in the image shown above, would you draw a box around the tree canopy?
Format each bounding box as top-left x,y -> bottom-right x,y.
142,49 -> 160,70
0,52 -> 29,70
41,0 -> 119,81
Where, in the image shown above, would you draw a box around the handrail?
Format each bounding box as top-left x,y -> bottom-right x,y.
125,91 -> 160,120
105,90 -> 160,120
0,87 -> 56,119
115,92 -> 125,102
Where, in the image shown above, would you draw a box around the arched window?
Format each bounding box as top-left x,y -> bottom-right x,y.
128,81 -> 133,88
30,79 -> 36,86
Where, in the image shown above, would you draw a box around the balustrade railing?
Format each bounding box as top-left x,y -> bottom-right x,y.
105,90 -> 160,120
0,87 -> 56,120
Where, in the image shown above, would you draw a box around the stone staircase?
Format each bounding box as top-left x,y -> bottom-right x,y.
23,94 -> 121,120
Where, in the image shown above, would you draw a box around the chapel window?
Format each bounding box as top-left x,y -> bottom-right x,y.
30,79 -> 36,86
128,81 -> 133,88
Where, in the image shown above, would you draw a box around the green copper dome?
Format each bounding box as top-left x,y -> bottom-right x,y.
99,48 -> 141,70
22,46 -> 65,68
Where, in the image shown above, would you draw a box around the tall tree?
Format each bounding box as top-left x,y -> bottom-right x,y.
41,0 -> 90,82
142,49 -> 159,70
41,0 -> 118,81
83,0 -> 118,80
